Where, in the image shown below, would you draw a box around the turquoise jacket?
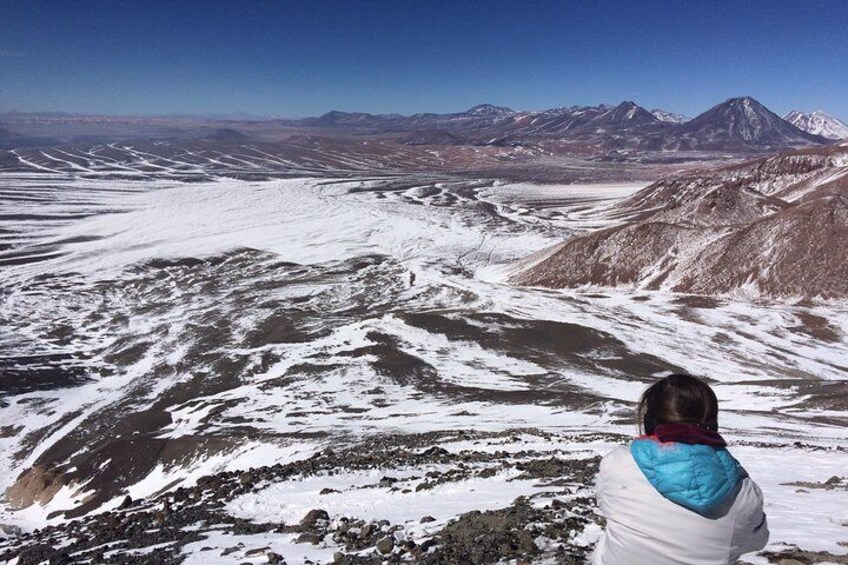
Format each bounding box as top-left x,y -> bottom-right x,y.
630,437 -> 743,515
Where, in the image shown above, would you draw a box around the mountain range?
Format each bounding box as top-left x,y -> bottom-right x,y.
0,97 -> 842,156
291,96 -> 831,154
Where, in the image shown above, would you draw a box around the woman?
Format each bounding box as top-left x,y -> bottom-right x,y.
592,374 -> 769,565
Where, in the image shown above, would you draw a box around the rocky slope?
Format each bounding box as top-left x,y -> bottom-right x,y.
510,146 -> 848,299
0,430 -> 604,565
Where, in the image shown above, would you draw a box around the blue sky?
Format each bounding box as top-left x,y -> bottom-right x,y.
2,0 -> 846,119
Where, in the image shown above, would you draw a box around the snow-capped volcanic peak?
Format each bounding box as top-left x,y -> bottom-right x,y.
466,103 -> 514,116
650,108 -> 690,124
591,101 -> 660,128
613,101 -> 653,119
725,97 -> 773,133
784,110 -> 848,140
677,96 -> 828,149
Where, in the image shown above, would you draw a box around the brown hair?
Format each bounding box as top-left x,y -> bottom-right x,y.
636,374 -> 719,435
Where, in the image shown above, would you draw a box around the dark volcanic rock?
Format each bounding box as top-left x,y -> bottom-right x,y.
761,546 -> 848,564
0,430 -> 612,565
299,509 -> 330,528
419,497 -> 596,565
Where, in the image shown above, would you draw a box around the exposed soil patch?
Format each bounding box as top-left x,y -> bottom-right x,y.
789,311 -> 842,343
401,311 -> 685,381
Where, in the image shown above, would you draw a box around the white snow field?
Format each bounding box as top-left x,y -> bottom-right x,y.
0,171 -> 846,563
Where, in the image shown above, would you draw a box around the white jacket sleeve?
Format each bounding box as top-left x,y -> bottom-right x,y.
731,478 -> 769,556
593,446 -> 616,520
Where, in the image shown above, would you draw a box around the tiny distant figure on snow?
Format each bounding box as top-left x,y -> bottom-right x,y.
592,374 -> 769,565
409,271 -> 416,286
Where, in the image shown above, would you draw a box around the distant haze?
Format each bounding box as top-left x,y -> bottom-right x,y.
2,0 -> 847,119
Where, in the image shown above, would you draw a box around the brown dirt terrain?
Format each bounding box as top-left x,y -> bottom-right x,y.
511,146 -> 848,299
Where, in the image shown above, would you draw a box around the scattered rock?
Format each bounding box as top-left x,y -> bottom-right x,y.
0,430 -> 615,564
0,524 -> 22,537
379,476 -> 398,487
300,509 -> 330,528
375,536 -> 394,555
295,532 -> 323,545
762,545 -> 848,564
245,546 -> 271,557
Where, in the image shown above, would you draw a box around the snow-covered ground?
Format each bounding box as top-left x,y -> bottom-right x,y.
0,172 -> 846,562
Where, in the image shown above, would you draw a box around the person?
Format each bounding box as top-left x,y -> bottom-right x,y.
591,374 -> 769,565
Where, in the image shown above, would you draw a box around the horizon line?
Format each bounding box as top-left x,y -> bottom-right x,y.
0,96 -> 843,122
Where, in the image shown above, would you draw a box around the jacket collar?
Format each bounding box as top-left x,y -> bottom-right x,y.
652,423 -> 727,447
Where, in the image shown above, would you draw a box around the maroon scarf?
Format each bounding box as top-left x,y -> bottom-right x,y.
653,423 -> 726,447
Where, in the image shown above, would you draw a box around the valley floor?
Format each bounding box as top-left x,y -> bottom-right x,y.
0,172 -> 846,563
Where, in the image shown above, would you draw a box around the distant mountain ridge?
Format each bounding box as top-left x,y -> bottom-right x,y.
784,110 -> 848,140
651,109 -> 690,124
0,97 -> 836,154
292,96 -> 831,153
467,104 -> 514,116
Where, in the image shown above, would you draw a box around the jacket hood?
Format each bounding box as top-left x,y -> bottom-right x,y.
630,438 -> 743,515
